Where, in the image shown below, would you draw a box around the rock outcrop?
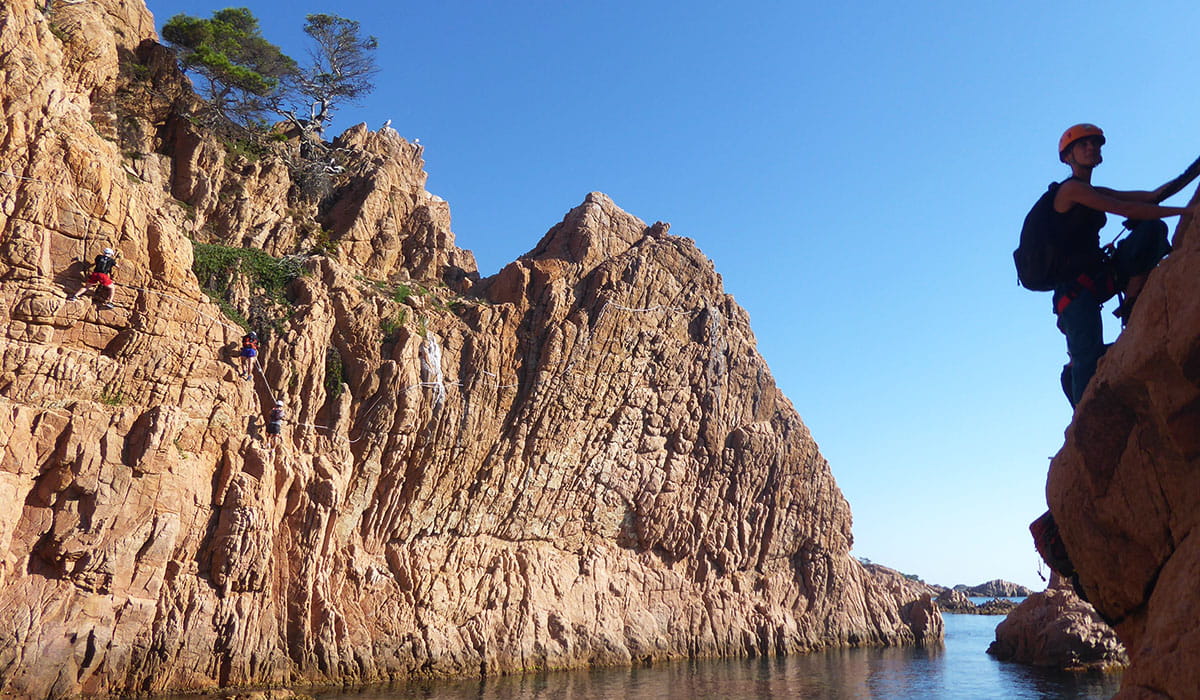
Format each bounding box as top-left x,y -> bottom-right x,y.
931,589 -> 1017,616
934,588 -> 977,614
954,579 -> 1034,598
860,564 -> 943,643
987,573 -> 1126,671
1045,165 -> 1200,691
0,0 -> 937,697
975,598 -> 1019,615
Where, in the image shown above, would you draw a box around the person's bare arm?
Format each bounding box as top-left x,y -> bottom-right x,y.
1058,179 -> 1194,218
1094,154 -> 1200,204
1153,154 -> 1200,203
1093,186 -> 1158,203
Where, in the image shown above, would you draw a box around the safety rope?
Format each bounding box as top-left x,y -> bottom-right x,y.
282,296 -> 693,445
25,213 -> 706,453
27,294 -> 706,458
604,301 -> 686,315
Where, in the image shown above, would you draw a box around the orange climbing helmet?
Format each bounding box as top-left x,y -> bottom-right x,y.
1059,123 -> 1105,160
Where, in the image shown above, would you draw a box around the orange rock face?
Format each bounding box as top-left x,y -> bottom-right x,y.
0,0 -> 937,696
1047,191 -> 1200,691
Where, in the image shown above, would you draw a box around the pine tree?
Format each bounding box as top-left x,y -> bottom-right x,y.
163,8 -> 297,127
281,14 -> 380,137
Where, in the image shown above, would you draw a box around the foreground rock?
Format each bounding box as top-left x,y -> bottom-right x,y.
1045,166 -> 1200,693
0,0 -> 937,696
987,574 -> 1126,671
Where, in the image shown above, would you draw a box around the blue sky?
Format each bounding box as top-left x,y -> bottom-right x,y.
146,0 -> 1200,591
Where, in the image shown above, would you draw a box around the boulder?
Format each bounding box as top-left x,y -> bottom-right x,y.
987,573 -> 1126,671
861,563 -> 945,644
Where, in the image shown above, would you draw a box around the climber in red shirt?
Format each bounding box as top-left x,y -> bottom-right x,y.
69,247 -> 118,309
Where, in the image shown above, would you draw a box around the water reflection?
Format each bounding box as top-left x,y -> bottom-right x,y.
305,615 -> 1123,700
317,635 -> 1118,699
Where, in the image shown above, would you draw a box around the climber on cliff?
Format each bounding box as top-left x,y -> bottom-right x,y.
265,399 -> 284,449
69,247 -> 118,309
1022,124 -> 1200,406
239,331 -> 259,381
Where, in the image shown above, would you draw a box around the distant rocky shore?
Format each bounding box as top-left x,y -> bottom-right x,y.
954,579 -> 1035,598
863,563 -> 1126,672
861,563 -> 1030,615
934,589 -> 1020,615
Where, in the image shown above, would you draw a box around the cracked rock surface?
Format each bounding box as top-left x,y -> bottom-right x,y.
0,0 -> 935,696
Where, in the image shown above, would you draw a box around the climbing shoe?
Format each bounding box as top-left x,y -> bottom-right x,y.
1112,296 -> 1136,326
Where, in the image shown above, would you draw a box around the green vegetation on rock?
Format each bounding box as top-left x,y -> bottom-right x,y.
324,346 -> 345,400
191,241 -> 305,329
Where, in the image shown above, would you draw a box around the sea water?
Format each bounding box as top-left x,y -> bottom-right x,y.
313,611 -> 1123,700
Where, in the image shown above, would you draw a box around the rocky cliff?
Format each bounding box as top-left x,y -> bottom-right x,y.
0,0 -> 934,697
1046,175 -> 1200,691
987,573 -> 1126,672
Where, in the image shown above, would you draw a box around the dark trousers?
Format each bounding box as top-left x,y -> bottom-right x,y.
1055,219 -> 1171,406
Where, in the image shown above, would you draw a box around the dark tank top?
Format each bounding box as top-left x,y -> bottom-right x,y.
1052,179 -> 1107,279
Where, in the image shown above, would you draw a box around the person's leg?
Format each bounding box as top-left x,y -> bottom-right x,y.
1057,289 -> 1105,405
1060,362 -> 1075,407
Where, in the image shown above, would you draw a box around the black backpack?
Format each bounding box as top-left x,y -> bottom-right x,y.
1013,181 -> 1066,291
94,254 -> 116,276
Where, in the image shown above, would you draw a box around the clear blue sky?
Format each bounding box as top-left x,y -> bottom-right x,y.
147,0 -> 1200,591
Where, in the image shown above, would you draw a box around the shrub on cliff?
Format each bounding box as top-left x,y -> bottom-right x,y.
191,242 -> 306,330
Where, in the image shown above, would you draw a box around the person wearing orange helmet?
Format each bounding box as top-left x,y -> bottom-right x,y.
1050,123 -> 1200,405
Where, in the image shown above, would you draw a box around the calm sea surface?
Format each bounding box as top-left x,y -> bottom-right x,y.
312,612 -> 1123,700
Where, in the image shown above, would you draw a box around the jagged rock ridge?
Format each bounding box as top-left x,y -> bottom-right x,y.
0,0 -> 936,697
